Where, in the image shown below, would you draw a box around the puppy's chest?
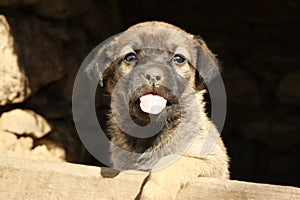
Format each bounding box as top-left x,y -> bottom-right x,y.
110,128 -> 200,170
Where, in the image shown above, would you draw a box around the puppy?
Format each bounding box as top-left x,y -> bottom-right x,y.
86,21 -> 229,200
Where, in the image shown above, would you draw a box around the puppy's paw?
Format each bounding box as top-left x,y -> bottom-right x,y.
139,179 -> 179,200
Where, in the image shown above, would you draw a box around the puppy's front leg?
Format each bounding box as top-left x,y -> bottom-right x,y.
139,155 -> 227,200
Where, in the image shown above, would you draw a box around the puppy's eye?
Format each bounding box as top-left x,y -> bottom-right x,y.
124,52 -> 137,63
172,54 -> 186,64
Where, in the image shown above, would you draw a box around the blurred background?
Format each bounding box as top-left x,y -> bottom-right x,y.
0,0 -> 299,187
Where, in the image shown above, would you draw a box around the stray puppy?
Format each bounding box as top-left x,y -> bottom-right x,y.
87,21 -> 229,200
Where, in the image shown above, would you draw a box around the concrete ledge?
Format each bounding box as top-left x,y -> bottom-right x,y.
0,156 -> 299,199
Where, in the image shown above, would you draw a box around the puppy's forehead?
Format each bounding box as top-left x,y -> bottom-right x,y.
134,28 -> 191,48
114,26 -> 195,60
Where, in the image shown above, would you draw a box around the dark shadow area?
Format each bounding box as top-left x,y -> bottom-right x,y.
100,167 -> 120,178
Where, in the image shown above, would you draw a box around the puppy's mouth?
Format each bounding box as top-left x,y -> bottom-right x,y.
130,86 -> 177,116
138,92 -> 168,115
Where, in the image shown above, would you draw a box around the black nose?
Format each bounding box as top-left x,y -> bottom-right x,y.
144,67 -> 163,85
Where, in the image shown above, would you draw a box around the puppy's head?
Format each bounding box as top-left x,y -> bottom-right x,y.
86,21 -> 219,126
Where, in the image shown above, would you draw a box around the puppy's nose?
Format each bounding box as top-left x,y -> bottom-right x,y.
144,67 -> 163,85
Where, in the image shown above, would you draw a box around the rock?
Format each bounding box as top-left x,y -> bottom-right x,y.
0,109 -> 51,138
0,14 -> 67,106
8,14 -> 65,93
0,131 -> 33,157
0,119 -> 78,162
277,72 -> 300,106
31,143 -> 66,162
0,130 -> 18,152
0,15 -> 31,105
0,130 -> 65,162
11,136 -> 34,153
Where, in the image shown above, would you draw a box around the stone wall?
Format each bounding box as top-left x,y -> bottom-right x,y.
0,0 -> 299,187
0,0 -> 122,164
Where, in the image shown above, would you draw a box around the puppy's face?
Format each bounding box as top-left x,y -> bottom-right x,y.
106,48 -> 193,126
87,22 -> 219,127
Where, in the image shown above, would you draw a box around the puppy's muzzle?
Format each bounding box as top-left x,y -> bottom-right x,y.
144,66 -> 164,86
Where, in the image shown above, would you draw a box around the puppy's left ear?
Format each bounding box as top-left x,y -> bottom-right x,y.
193,36 -> 220,83
85,34 -> 120,86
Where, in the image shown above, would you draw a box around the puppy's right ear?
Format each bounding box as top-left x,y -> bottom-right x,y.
85,34 -> 120,86
193,36 -> 220,84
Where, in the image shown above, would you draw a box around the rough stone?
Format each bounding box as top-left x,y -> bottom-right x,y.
0,109 -> 51,138
0,130 -> 33,157
0,15 -> 31,105
7,14 -> 65,93
30,143 -> 66,162
0,130 -> 18,152
0,131 -> 65,161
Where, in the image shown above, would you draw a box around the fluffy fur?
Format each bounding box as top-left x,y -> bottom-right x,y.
87,21 -> 229,200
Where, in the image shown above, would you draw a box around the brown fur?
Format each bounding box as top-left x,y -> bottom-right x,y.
87,21 -> 229,200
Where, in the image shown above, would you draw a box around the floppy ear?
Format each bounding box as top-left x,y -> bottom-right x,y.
194,36 -> 220,84
85,34 -> 120,86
